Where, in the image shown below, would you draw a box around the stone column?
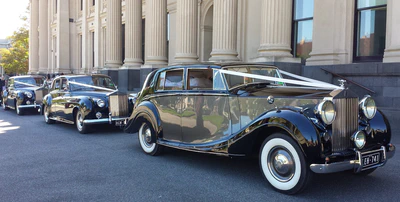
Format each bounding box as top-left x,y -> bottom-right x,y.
29,0 -> 39,74
383,0 -> 400,63
209,0 -> 239,62
57,0 -> 70,74
256,0 -> 298,63
306,0 -> 354,65
174,0 -> 198,63
145,0 -> 168,65
123,0 -> 143,67
38,0 -> 49,73
105,0 -> 122,68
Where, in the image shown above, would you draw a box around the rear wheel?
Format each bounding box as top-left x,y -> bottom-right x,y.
76,111 -> 90,134
138,122 -> 163,156
44,105 -> 55,124
259,133 -> 311,194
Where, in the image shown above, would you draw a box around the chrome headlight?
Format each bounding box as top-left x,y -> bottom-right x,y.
359,96 -> 376,119
316,100 -> 336,125
351,131 -> 366,149
25,92 -> 33,99
97,99 -> 105,108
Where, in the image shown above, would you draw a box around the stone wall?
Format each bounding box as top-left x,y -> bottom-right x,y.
303,62 -> 400,133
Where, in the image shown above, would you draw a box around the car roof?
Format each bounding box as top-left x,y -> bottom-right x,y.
162,63 -> 279,71
55,74 -> 111,80
10,75 -> 44,79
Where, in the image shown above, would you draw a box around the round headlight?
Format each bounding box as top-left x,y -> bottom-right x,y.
97,99 -> 105,108
25,92 -> 33,99
316,100 -> 336,125
359,96 -> 376,119
351,131 -> 366,149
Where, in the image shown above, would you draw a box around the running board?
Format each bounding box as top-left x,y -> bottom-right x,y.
49,117 -> 74,125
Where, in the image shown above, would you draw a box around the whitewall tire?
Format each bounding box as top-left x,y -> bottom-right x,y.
259,133 -> 310,194
138,122 -> 162,156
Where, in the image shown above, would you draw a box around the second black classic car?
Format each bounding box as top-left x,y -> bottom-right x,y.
42,74 -> 132,134
125,64 -> 395,194
2,75 -> 46,115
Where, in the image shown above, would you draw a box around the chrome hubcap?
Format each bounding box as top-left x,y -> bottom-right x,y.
140,124 -> 153,148
267,147 -> 295,182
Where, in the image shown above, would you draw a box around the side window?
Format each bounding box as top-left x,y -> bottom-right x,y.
188,69 -> 213,90
61,79 -> 68,90
53,79 -> 61,90
213,70 -> 226,90
156,70 -> 183,91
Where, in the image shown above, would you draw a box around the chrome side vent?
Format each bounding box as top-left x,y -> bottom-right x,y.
109,94 -> 129,117
331,98 -> 359,152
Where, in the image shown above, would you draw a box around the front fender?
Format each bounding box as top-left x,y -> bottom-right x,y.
228,109 -> 322,163
124,100 -> 161,135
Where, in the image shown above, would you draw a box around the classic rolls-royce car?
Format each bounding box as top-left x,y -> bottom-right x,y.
124,64 -> 395,194
42,74 -> 133,134
2,75 -> 46,115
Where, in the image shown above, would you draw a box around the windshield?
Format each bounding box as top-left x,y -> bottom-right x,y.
69,76 -> 116,91
14,77 -> 44,88
223,66 -> 283,89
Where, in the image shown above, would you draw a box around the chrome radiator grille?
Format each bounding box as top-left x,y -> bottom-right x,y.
109,94 -> 129,117
331,98 -> 359,152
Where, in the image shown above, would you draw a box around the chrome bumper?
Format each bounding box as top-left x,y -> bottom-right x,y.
18,101 -> 41,110
83,113 -> 128,125
310,144 -> 396,174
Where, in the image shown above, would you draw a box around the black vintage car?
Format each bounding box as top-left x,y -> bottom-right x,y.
2,75 -> 46,115
42,74 -> 133,134
125,64 -> 396,194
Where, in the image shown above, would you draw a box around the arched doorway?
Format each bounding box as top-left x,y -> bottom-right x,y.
201,5 -> 213,62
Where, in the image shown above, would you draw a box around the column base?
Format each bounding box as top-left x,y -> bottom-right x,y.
253,56 -> 300,63
105,60 -> 123,69
209,50 -> 239,62
174,53 -> 199,64
124,58 -> 143,67
145,56 -> 168,66
383,48 -> 400,63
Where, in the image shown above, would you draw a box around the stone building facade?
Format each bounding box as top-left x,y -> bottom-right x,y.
29,0 -> 400,129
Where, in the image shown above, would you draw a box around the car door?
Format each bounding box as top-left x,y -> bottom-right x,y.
181,68 -> 231,144
48,78 -> 62,117
57,78 -> 70,119
5,78 -> 14,107
151,68 -> 184,142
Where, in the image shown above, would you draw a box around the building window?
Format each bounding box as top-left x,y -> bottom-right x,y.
55,0 -> 58,14
81,0 -> 83,11
354,0 -> 387,62
292,0 -> 314,64
93,0 -> 95,6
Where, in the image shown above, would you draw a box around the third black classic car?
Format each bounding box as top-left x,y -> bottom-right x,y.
42,74 -> 133,134
2,75 -> 46,115
124,64 -> 395,194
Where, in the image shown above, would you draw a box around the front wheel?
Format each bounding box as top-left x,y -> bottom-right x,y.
2,100 -> 8,110
76,111 -> 90,134
138,122 -> 163,156
259,133 -> 311,195
16,102 -> 23,115
44,105 -> 55,124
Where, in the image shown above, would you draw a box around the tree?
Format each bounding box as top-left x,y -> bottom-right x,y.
0,6 -> 29,76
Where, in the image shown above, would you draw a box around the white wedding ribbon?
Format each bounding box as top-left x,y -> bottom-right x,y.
68,81 -> 117,94
14,80 -> 41,88
218,69 -> 342,90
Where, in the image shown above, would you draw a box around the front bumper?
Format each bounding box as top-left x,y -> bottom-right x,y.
18,101 -> 41,111
310,144 -> 396,174
83,113 -> 128,126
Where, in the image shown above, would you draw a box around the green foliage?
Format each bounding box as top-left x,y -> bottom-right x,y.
0,6 -> 29,75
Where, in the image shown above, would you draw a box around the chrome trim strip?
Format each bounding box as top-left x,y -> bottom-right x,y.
18,104 -> 41,109
83,116 -> 128,125
310,146 -> 394,174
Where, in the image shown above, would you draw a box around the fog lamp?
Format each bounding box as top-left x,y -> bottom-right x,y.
351,131 -> 366,149
26,101 -> 31,105
96,112 -> 102,119
25,92 -> 33,98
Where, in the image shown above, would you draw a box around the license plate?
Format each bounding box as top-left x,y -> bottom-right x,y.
362,152 -> 381,168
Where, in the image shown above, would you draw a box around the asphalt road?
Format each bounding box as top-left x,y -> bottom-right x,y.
0,109 -> 399,202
